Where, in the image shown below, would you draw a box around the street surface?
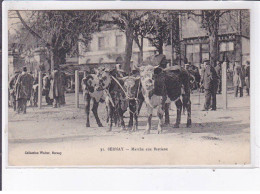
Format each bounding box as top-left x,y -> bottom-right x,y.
7,90 -> 250,166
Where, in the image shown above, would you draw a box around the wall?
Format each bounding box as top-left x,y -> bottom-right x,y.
181,10 -> 242,39
79,28 -> 157,67
241,36 -> 250,64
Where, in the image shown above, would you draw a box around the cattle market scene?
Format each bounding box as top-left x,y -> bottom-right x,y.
7,10 -> 250,166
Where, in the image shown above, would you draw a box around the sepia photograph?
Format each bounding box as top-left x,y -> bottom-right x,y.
6,8 -> 250,166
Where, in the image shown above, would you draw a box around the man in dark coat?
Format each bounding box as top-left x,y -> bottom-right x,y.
244,61 -> 250,96
59,71 -> 66,105
15,67 -> 34,113
9,71 -> 20,111
49,67 -> 64,108
215,61 -> 222,94
201,60 -> 218,111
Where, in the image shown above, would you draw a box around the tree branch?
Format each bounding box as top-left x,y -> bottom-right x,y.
16,11 -> 51,47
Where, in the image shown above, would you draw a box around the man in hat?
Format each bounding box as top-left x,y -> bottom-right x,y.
116,63 -> 127,78
244,61 -> 250,96
9,70 -> 20,111
201,59 -> 218,111
233,61 -> 244,97
15,67 -> 34,113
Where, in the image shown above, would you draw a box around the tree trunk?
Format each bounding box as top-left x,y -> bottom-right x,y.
158,39 -> 164,54
139,49 -> 143,64
50,47 -> 66,71
137,37 -> 144,64
208,11 -> 220,67
173,14 -> 181,65
209,29 -> 218,67
124,26 -> 134,73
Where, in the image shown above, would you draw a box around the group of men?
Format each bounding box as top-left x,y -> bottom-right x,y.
9,66 -> 67,114
9,58 -> 250,114
198,59 -> 250,111
233,60 -> 250,98
9,67 -> 34,114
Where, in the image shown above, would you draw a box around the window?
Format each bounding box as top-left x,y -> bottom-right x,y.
116,35 -> 123,48
186,45 -> 193,54
98,37 -> 105,50
219,41 -> 235,61
86,44 -> 91,52
219,41 -> 234,52
201,44 -> 209,61
202,53 -> 209,60
228,42 -> 234,51
186,44 -> 200,64
147,39 -> 153,47
201,44 -> 209,53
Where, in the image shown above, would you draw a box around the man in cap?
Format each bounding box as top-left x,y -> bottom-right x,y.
116,63 -> 127,78
15,67 -> 34,113
201,59 -> 218,111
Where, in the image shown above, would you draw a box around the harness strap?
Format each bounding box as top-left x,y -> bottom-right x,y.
105,89 -> 115,107
110,76 -> 142,114
111,76 -> 129,98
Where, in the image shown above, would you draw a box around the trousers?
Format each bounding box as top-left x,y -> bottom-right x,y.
16,98 -> 27,113
204,89 -> 216,110
235,86 -> 243,97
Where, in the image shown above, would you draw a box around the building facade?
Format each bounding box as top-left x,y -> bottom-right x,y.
78,27 -> 166,69
8,46 -> 49,78
180,10 -> 250,67
79,10 -> 250,69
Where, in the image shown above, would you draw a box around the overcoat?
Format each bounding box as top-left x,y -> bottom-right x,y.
49,70 -> 64,99
233,65 -> 244,87
244,65 -> 250,88
201,65 -> 218,90
15,72 -> 34,100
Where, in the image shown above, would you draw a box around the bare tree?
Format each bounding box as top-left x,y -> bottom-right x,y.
144,12 -> 172,55
132,12 -> 155,63
107,11 -> 150,73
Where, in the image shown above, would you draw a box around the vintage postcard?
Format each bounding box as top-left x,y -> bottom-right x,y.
5,5 -> 251,166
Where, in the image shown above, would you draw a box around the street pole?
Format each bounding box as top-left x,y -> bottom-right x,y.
38,71 -> 42,108
222,61 -> 227,110
75,70 -> 79,108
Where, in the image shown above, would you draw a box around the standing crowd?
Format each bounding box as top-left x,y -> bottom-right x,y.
9,66 -> 67,114
9,59 -> 250,114
187,59 -> 250,111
